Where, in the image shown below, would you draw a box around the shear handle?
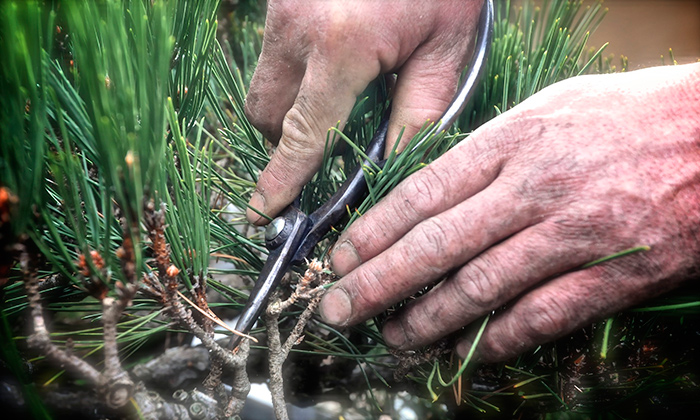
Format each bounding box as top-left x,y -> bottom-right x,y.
292,116 -> 389,264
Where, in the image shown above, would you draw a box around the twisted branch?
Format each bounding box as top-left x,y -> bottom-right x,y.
264,260 -> 335,420
144,200 -> 251,415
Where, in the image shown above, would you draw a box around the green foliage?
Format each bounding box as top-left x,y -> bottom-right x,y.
156,102 -> 213,287
0,2 -> 52,235
462,0 -> 610,126
65,0 -> 173,231
0,0 -> 219,390
1,0 -> 698,418
171,0 -> 220,128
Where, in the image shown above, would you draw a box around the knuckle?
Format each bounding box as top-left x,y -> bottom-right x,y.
259,158 -> 298,196
475,315 -> 525,362
351,267 -> 390,313
411,218 -> 454,273
281,104 -> 320,149
346,221 -> 384,257
396,165 -> 447,220
507,157 -> 581,206
508,175 -> 550,208
273,135 -> 308,165
548,216 -> 588,243
478,333 -> 510,362
548,211 -> 609,245
396,310 -> 431,346
453,261 -> 501,310
521,294 -> 570,341
509,169 -> 544,199
396,181 -> 431,222
468,112 -> 520,161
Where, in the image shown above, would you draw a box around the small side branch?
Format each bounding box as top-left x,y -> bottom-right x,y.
264,259 -> 335,420
224,339 -> 251,418
144,200 -> 251,416
22,248 -> 103,387
98,231 -> 141,408
164,280 -> 246,369
22,246 -> 136,409
23,213 -> 145,410
165,288 -> 251,416
100,287 -> 137,408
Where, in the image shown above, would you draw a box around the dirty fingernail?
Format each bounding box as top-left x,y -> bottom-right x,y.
456,340 -> 482,363
330,240 -> 361,276
382,320 -> 407,348
246,191 -> 266,225
319,287 -> 352,326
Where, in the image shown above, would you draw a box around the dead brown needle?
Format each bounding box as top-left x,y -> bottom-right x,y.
176,290 -> 258,343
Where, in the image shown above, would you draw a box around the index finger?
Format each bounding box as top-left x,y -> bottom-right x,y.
320,124 -> 523,326
246,59 -> 380,224
319,175 -> 535,327
329,120 -> 513,276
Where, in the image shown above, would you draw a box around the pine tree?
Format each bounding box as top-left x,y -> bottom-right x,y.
1,1 -> 698,419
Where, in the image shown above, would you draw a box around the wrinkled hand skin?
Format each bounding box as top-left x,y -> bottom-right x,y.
320,63 -> 700,363
245,0 -> 483,224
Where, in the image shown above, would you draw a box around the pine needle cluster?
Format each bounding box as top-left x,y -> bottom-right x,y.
1,1 -> 698,419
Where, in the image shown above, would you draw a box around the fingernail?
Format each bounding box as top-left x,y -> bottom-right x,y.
456,340 -> 482,363
319,287 -> 352,326
246,191 -> 266,225
382,320 -> 407,348
330,240 -> 361,276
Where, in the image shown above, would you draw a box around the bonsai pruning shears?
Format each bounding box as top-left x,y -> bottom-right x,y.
229,0 -> 494,350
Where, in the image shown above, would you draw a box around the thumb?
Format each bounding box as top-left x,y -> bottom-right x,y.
246,63 -> 375,225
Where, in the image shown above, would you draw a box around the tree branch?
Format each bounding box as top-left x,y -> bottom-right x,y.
144,199 -> 251,416
22,248 -> 103,387
22,245 -> 138,409
264,259 -> 335,420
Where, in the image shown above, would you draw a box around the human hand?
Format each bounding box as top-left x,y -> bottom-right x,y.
319,63 -> 700,362
244,0 -> 484,224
